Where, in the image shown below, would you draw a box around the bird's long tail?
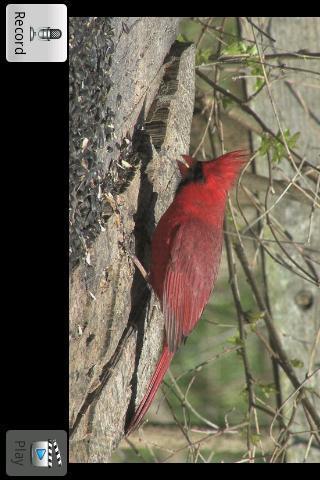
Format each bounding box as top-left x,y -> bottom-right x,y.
126,344 -> 174,435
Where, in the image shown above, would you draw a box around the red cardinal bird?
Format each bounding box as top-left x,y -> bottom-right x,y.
126,150 -> 248,434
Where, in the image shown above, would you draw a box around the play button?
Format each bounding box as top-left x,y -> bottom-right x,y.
35,448 -> 46,461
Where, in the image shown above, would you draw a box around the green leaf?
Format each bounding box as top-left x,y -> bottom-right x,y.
250,433 -> 262,446
244,310 -> 265,333
258,129 -> 300,164
259,133 -> 272,156
245,310 -> 265,323
290,358 -> 304,368
176,33 -> 189,43
222,41 -> 257,57
227,335 -> 244,347
287,131 -> 300,149
221,41 -> 263,92
221,41 -> 244,56
250,64 -> 264,91
257,382 -> 277,399
255,77 -> 265,91
196,48 -> 213,66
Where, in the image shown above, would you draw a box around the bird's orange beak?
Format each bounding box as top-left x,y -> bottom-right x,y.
179,155 -> 190,168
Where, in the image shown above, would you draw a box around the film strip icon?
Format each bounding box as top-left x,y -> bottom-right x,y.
48,439 -> 62,468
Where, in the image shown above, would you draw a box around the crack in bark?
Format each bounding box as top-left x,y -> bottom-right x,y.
70,323 -> 135,438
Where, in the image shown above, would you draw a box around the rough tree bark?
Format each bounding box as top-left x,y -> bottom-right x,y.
243,17 -> 320,462
69,17 -> 195,462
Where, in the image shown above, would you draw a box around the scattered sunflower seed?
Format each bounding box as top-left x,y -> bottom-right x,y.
88,291 -> 97,301
82,137 -> 89,151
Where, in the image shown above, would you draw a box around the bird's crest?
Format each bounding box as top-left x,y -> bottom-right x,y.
206,150 -> 249,191
178,150 -> 249,191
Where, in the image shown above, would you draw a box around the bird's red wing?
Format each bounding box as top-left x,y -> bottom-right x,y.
162,219 -> 223,353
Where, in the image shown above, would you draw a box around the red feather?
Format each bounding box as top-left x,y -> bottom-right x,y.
126,150 -> 248,434
162,219 -> 222,351
125,345 -> 174,434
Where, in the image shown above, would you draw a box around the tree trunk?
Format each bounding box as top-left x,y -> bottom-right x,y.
243,17 -> 320,462
69,17 -> 195,462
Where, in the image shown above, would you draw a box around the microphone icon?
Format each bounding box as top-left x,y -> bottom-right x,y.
30,26 -> 62,42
